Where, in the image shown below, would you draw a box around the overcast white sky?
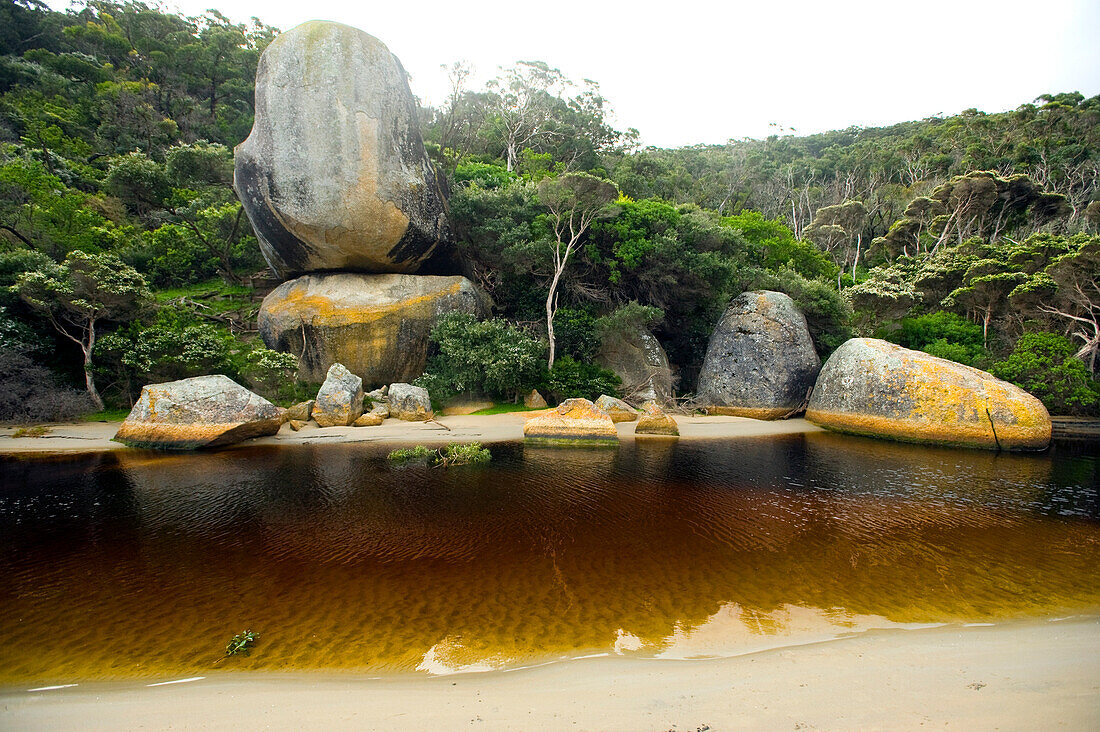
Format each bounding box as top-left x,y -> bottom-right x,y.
55,0 -> 1100,148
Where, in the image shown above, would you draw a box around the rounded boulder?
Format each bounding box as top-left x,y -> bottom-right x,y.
806,338 -> 1051,451
234,21 -> 451,278
697,291 -> 820,419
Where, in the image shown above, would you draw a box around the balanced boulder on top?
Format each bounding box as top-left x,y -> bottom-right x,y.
697,291 -> 820,419
234,20 -> 451,279
806,338 -> 1051,451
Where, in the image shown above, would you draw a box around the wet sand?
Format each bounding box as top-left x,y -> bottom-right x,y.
2,617 -> 1096,731
0,413 -> 824,455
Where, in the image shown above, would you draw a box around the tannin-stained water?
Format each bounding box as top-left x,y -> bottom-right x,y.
1,432 -> 1097,684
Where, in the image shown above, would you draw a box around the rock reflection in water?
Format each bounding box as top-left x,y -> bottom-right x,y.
0,434 -> 1097,683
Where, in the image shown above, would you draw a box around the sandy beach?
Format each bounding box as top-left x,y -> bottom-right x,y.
0,412 -> 824,455
1,617 -> 1096,730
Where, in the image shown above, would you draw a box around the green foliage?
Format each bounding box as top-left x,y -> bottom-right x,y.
594,301 -> 663,344
991,333 -> 1100,416
388,445 -> 434,462
437,442 -> 492,466
388,443 -> 491,466
452,161 -> 518,189
540,356 -> 620,402
891,311 -> 986,366
224,630 -> 258,658
415,313 -> 546,401
554,307 -> 600,361
724,210 -> 837,280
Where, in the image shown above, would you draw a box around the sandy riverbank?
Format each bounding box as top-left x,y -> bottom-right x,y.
0,413 -> 824,455
1,617 -> 1096,730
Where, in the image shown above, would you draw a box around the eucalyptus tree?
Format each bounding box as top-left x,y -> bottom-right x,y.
537,172 -> 619,368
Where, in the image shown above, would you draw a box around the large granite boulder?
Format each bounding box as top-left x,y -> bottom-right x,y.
234,20 -> 451,279
697,291 -> 820,419
312,363 -> 364,427
635,401 -> 679,437
258,273 -> 489,384
594,394 -> 638,423
523,398 -> 618,442
596,327 -> 672,402
806,338 -> 1051,451
388,382 -> 433,421
114,375 -> 283,450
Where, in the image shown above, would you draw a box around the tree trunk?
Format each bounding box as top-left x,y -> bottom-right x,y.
83,321 -> 105,412
545,275 -> 559,370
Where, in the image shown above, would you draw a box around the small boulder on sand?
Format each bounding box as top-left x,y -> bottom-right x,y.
595,395 -> 638,423
635,401 -> 679,437
523,398 -> 618,442
313,363 -> 364,427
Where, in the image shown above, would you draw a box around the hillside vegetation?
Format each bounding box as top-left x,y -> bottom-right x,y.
1,0 -> 1097,418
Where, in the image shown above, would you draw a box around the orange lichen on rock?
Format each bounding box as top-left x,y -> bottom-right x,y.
806,338 -> 1051,451
594,395 -> 638,423
523,398 -> 619,442
258,273 -> 488,385
114,375 -> 283,450
635,401 -> 679,437
706,406 -> 793,420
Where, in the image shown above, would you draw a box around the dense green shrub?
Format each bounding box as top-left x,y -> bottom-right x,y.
554,307 -> 600,362
540,356 -> 620,402
415,313 -> 546,401
991,333 -> 1100,416
891,311 -> 986,366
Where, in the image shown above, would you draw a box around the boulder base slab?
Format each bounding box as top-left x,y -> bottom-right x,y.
115,375 -> 282,450
806,338 -> 1051,451
259,273 -> 488,384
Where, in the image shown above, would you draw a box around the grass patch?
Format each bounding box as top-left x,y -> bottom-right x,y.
470,402 -> 534,415
11,425 -> 50,438
81,408 -> 131,422
388,442 -> 492,466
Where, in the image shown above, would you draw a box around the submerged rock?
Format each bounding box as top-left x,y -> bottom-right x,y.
595,394 -> 638,422
806,338 -> 1051,451
388,382 -> 433,421
596,327 -> 673,402
234,20 -> 451,279
523,398 -> 618,442
114,375 -> 283,450
697,291 -> 820,419
635,401 -> 679,437
258,273 -> 489,384
312,363 -> 364,427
